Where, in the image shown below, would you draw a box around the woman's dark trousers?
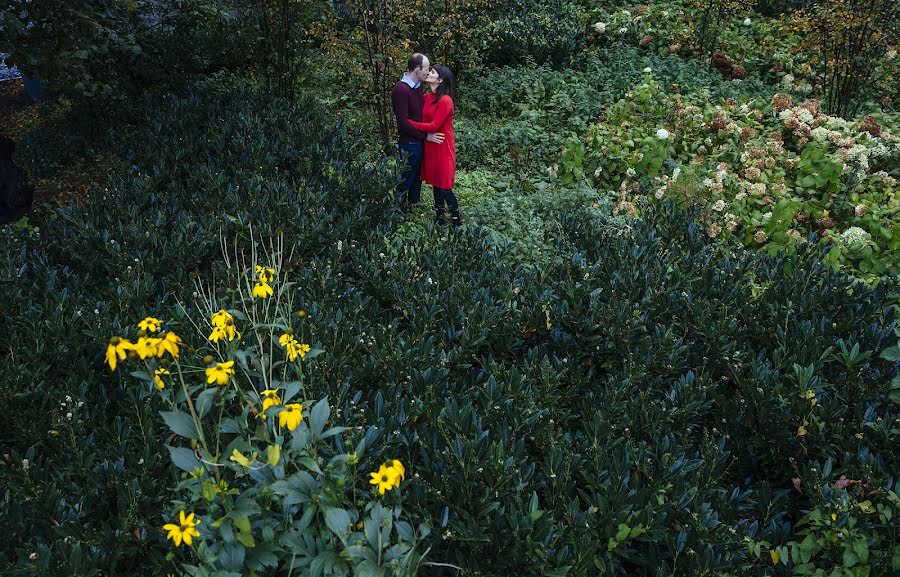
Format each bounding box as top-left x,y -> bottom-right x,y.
433,187 -> 461,227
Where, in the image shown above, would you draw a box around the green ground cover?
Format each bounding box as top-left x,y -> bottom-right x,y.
1,1 -> 899,576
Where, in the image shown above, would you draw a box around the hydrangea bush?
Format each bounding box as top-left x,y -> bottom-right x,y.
568,74 -> 900,279
584,0 -> 899,99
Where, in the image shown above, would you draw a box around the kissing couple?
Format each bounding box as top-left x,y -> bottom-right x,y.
391,53 -> 460,228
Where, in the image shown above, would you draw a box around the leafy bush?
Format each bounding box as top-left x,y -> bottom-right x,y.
102,245 -> 433,576
2,78 -> 898,577
472,0 -> 585,67
0,78 -> 399,575
456,46 -> 773,176
571,73 -> 900,279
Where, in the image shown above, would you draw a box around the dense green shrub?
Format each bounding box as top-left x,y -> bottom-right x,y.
2,77 -> 897,577
471,0 -> 585,67
0,78 -> 399,576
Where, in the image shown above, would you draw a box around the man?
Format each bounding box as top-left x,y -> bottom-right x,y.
0,135 -> 32,224
392,53 -> 443,209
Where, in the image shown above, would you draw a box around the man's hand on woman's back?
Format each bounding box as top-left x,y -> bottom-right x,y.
426,133 -> 445,144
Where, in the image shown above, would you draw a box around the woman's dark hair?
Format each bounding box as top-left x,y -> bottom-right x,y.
431,64 -> 453,104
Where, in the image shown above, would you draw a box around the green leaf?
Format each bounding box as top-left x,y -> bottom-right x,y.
167,445 -> 200,473
160,410 -> 198,439
354,559 -> 385,577
842,545 -> 859,567
309,397 -> 330,437
879,344 -> 900,361
234,516 -> 251,533
266,444 -> 281,467
195,387 -> 218,417
235,530 -> 255,548
852,539 -> 869,564
324,507 -> 351,537
615,523 -> 630,542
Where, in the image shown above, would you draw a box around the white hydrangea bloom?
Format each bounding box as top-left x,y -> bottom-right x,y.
796,109 -> 814,124
594,22 -> 607,33
712,199 -> 726,212
810,127 -> 831,142
840,227 -> 870,244
657,128 -> 670,140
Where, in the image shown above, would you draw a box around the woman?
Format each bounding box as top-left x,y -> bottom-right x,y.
407,64 -> 460,227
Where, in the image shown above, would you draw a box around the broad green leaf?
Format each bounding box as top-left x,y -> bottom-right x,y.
309,397 -> 330,437
167,445 -> 200,473
160,410 -> 198,439
267,444 -> 281,466
324,507 -> 351,537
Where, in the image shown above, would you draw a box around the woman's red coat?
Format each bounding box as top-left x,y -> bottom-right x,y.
408,94 -> 456,190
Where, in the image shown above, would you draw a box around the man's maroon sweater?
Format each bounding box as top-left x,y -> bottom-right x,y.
392,80 -> 426,143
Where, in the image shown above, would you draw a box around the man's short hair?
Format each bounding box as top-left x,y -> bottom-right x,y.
407,53 -> 426,71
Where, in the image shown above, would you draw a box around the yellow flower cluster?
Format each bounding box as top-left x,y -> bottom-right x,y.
252,265 -> 276,299
163,510 -> 200,547
260,389 -> 281,414
105,317 -> 183,371
278,333 -> 311,362
279,403 -> 303,431
205,360 -> 235,385
369,459 -> 406,495
208,309 -> 240,343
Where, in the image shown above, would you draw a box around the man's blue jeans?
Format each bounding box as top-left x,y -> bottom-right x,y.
397,141 -> 423,206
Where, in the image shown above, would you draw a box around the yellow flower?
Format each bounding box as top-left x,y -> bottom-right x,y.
804,389 -> 816,406
278,403 -> 303,431
252,282 -> 274,299
387,459 -> 405,484
770,549 -> 780,565
137,316 -> 163,333
157,332 -> 183,358
797,425 -> 807,437
280,334 -> 311,362
205,360 -> 235,385
260,389 -> 282,415
154,367 -> 170,390
105,337 -> 133,371
134,336 -> 162,359
163,510 -> 200,547
211,309 -> 233,327
256,265 -> 275,283
369,464 -> 399,495
831,512 -> 837,521
209,310 -> 240,342
209,323 -> 240,343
